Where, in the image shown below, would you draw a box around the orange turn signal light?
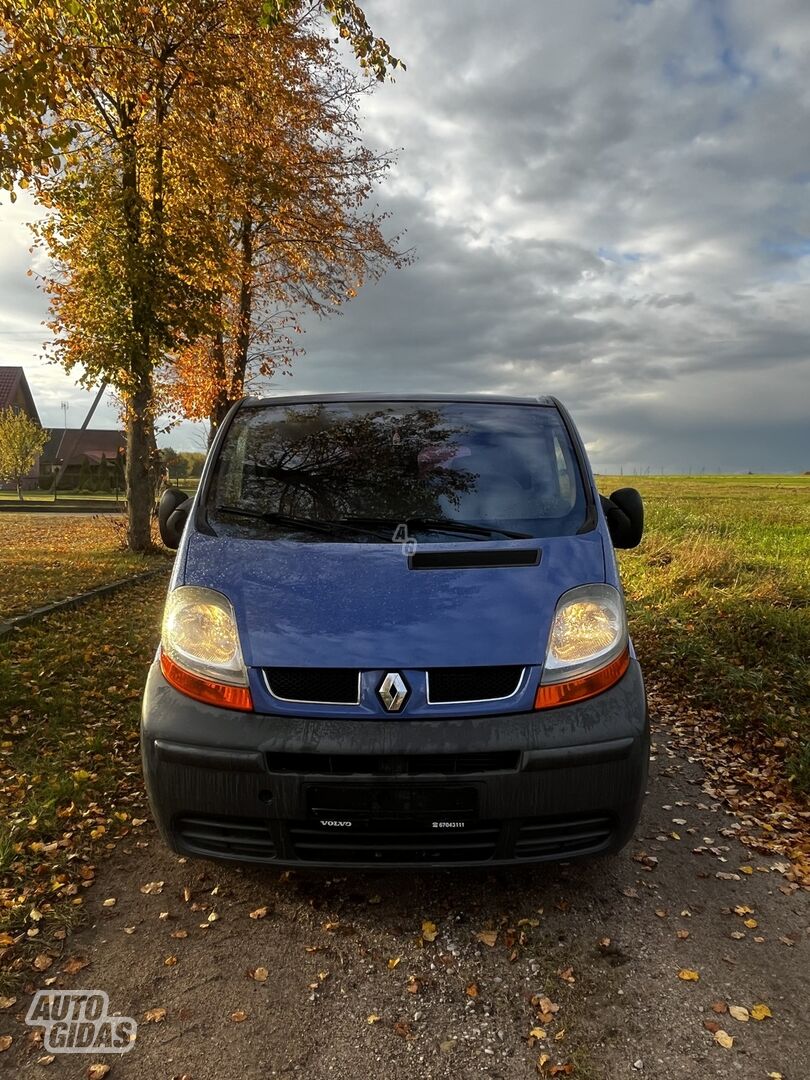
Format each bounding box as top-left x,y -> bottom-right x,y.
534,648 -> 630,710
160,650 -> 253,712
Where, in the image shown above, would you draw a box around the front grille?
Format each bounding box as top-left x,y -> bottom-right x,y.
175,815 -> 276,860
515,814 -> 613,859
289,820 -> 499,863
264,667 -> 359,704
266,750 -> 520,775
426,665 -> 524,703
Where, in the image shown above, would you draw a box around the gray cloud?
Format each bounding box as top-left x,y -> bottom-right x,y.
1,0 -> 809,469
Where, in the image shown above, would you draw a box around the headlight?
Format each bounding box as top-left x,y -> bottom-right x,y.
160,586 -> 252,711
536,584 -> 629,708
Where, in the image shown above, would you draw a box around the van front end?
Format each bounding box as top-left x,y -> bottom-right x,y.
143,394 -> 649,869
142,655 -> 648,868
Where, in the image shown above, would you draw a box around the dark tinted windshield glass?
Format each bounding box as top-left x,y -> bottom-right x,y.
205,400 -> 587,541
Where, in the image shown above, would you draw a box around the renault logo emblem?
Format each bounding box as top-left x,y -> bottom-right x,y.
378,672 -> 409,712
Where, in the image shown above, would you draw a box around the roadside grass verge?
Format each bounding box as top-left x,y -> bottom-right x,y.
0,513 -> 168,621
0,578 -> 165,988
599,475 -> 810,794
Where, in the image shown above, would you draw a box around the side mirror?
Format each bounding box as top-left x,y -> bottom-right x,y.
159,487 -> 191,549
600,487 -> 644,549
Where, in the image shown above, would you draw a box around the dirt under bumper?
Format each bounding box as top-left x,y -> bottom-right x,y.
141,660 -> 649,869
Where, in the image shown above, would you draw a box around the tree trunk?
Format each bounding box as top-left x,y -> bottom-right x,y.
126,386 -> 154,552
16,477 -> 23,502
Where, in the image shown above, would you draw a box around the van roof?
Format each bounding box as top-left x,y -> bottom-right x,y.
240,393 -> 558,408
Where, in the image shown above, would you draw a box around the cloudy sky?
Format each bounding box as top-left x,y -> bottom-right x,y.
1,0 -> 809,471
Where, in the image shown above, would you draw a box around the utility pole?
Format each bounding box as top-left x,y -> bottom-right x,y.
49,383 -> 107,495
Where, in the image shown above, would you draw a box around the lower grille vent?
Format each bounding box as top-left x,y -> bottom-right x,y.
175,815 -> 276,860
515,814 -> 613,859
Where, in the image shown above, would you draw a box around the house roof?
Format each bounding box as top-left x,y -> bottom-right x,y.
41,428 -> 126,466
0,366 -> 41,426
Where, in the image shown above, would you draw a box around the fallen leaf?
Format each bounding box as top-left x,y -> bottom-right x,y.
62,957 -> 90,975
475,929 -> 498,947
251,967 -> 269,982
743,918 -> 758,929
249,906 -> 269,920
710,1001 -> 728,1014
0,997 -> 17,1009
37,1055 -> 55,1065
393,1020 -> 412,1038
421,920 -> 438,942
143,1007 -> 167,1023
102,898 -> 116,908
549,1064 -> 574,1076
677,969 -> 700,981
529,1027 -> 547,1040
750,1003 -> 772,1021
558,967 -> 575,984
676,929 -> 690,940
170,929 -> 188,939
387,957 -> 401,970
406,976 -> 422,994
714,1030 -> 734,1049
164,955 -> 178,967
728,1005 -> 749,1023
87,1066 -> 111,1079
466,982 -> 479,997
0,1036 -> 12,1052
367,1014 -> 381,1024
33,954 -> 54,971
139,881 -> 164,895
704,1019 -> 722,1034
230,1010 -> 247,1022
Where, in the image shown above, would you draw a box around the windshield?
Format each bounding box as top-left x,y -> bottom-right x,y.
204,400 -> 588,542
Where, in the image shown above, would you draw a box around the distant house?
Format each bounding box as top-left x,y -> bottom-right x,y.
0,366 -> 43,490
40,428 -> 126,490
0,366 -> 41,425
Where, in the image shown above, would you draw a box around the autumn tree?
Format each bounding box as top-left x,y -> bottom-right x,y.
0,407 -> 48,500
158,9 -> 407,436
0,0 -> 401,550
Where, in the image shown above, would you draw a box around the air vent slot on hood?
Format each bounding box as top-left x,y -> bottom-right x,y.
409,548 -> 540,570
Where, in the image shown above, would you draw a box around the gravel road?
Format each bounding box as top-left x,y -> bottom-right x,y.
3,715 -> 807,1080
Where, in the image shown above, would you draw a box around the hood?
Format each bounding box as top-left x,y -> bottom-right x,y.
181,532 -> 606,669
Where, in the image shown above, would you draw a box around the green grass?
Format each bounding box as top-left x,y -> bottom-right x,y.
0,513 -> 168,620
599,475 -> 810,792
0,578 -> 165,983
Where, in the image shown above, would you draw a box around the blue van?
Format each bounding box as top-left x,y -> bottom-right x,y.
142,394 -> 648,867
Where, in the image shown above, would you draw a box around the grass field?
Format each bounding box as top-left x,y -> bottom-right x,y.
599,474 -> 810,792
0,514 -> 168,621
0,475 -> 807,982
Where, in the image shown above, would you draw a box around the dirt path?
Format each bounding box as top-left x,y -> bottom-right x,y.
3,717 -> 807,1080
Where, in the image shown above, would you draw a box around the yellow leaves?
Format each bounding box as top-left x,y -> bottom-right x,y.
143,1007 -> 167,1023
139,881 -> 164,895
367,1014 -> 381,1024
0,933 -> 15,947
164,955 -> 178,967
421,920 -> 438,943
0,1035 -> 12,1052
750,1003 -> 772,1021
387,957 -> 400,970
475,929 -> 498,947
0,997 -> 17,1010
33,953 -> 54,971
714,1029 -> 734,1049
250,967 -> 269,982
249,906 -> 269,920
466,982 -> 479,998
728,1005 -> 749,1023
230,1010 -> 247,1023
677,969 -> 700,981
743,918 -> 758,929
87,1065 -> 111,1080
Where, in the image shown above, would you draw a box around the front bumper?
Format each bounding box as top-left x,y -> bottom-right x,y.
141,660 -> 649,869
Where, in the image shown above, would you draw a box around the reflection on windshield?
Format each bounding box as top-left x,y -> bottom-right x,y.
207,401 -> 586,541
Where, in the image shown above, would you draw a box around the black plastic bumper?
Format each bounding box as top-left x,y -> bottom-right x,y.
140,660 -> 649,868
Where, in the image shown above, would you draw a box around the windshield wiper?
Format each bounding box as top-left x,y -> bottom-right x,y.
214,506 -> 390,541
343,516 -> 533,540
